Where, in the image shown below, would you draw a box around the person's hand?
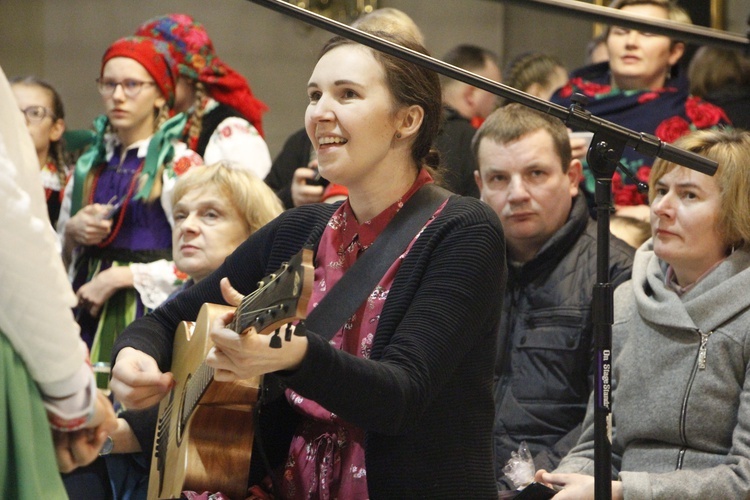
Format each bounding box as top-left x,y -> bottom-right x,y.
108,417 -> 142,454
53,390 -> 117,473
206,278 -> 308,381
76,266 -> 134,317
64,204 -> 113,246
291,165 -> 325,207
109,347 -> 173,409
568,130 -> 593,162
534,470 -> 623,500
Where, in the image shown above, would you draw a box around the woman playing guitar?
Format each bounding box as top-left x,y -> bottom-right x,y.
110,30 -> 506,499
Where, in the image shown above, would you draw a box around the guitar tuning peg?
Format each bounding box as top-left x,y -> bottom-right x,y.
257,280 -> 264,288
270,329 -> 282,349
294,321 -> 307,337
284,323 -> 293,342
269,273 -> 277,280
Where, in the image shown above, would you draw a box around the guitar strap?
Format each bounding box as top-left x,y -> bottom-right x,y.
252,183 -> 452,492
303,182 -> 452,341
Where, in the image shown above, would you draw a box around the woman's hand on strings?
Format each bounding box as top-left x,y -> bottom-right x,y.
207,277 -> 309,381
109,347 -> 174,409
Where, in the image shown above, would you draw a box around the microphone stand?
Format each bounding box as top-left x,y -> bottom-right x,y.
244,1 -> 718,498
485,0 -> 749,52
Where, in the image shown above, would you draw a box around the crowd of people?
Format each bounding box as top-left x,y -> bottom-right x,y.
2,0 -> 750,499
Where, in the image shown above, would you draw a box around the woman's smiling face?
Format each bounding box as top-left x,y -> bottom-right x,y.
304,44 -> 405,192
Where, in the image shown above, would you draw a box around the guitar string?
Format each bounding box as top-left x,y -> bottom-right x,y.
172,259 -> 302,439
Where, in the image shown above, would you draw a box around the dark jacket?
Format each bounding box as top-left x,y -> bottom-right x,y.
703,84 -> 750,131
114,196 -> 506,499
264,127 -> 312,209
493,195 -> 634,485
194,103 -> 245,158
434,106 -> 480,198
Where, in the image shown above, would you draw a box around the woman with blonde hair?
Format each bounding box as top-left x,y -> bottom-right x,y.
537,129 -> 750,499
129,162 -> 284,304
98,162 -> 283,499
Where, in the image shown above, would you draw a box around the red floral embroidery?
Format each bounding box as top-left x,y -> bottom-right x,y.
655,116 -> 691,143
635,166 -> 651,183
637,91 -> 659,104
685,96 -> 731,128
558,84 -> 574,99
172,156 -> 193,176
173,265 -> 189,281
574,78 -> 612,97
220,125 -> 232,138
47,413 -> 89,432
612,171 -> 648,206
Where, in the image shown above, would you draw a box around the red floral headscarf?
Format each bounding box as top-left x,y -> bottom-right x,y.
135,13 -> 268,136
101,36 -> 178,107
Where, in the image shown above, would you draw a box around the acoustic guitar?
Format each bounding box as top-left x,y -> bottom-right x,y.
148,249 -> 314,499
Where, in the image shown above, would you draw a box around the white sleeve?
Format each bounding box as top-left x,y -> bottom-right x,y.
131,259 -> 184,309
160,140 -> 204,227
202,116 -> 272,179
0,65 -> 92,408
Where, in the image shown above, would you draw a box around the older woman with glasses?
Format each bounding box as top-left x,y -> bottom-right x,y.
11,76 -> 70,227
56,36 -> 202,394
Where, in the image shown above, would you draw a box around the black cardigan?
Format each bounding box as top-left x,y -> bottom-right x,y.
113,196 -> 506,498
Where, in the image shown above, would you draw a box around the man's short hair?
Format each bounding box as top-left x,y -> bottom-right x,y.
440,44 -> 499,88
471,103 -> 572,172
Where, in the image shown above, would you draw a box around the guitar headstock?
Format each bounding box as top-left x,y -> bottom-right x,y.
230,248 -> 314,338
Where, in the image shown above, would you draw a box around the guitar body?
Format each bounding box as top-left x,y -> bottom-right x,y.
148,304 -> 259,500
148,249 -> 314,500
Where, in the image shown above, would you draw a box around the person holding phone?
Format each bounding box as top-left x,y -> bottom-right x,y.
56,36 -> 202,385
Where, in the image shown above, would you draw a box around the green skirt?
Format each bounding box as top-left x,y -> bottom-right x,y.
0,331 -> 67,499
81,259 -> 150,390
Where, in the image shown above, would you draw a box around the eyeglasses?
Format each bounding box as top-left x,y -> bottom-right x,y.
96,78 -> 157,98
20,105 -> 55,124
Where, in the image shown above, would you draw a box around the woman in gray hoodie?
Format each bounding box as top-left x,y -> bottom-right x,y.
535,128 -> 750,499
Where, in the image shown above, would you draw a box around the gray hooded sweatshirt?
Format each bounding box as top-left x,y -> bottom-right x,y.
555,241 -> 750,499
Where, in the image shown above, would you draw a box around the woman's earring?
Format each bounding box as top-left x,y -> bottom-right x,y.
395,132 -> 402,139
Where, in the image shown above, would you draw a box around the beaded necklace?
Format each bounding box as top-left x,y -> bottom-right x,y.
88,160 -> 144,248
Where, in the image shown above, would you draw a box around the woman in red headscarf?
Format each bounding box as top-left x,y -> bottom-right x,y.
56,37 -> 203,396
136,14 -> 272,179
